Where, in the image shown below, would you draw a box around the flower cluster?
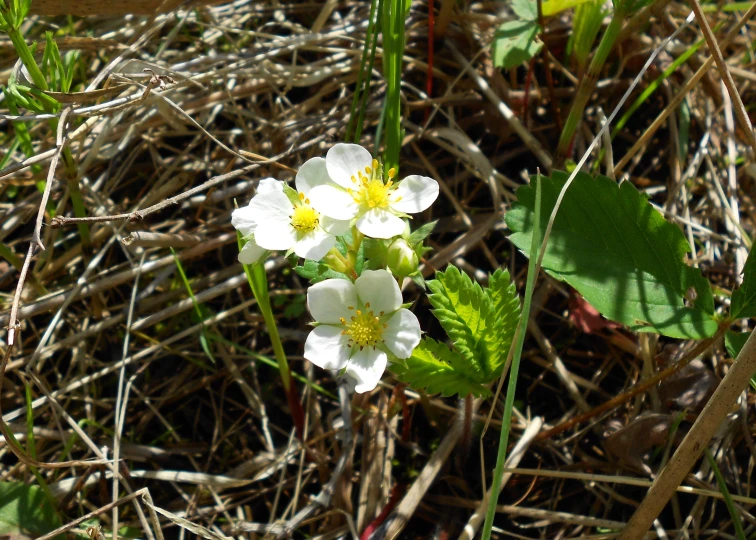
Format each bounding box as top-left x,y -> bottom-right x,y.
232,143 -> 439,392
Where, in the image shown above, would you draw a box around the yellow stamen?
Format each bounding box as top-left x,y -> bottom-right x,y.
290,204 -> 319,232
340,304 -> 385,349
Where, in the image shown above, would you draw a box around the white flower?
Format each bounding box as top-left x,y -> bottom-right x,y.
308,143 -> 439,239
304,269 -> 421,393
231,159 -> 349,263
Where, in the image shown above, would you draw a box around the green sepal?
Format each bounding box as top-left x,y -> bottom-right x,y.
294,260 -> 351,284
282,184 -> 300,207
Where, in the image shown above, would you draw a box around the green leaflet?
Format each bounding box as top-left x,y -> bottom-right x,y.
427,266 -> 494,379
730,247 -> 756,319
0,481 -> 61,539
294,260 -> 351,284
393,337 -> 493,397
492,20 -> 542,70
484,268 -> 521,375
398,266 -> 521,397
506,171 -> 718,339
512,0 -> 538,20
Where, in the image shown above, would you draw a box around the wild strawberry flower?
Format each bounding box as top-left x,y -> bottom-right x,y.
231,159 -> 349,263
308,143 -> 439,239
304,269 -> 421,393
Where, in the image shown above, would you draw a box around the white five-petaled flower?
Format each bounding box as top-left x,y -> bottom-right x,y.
304,269 -> 421,393
231,158 -> 350,264
308,143 -> 439,239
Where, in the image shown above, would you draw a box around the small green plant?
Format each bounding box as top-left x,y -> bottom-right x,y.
0,0 -> 90,247
0,481 -> 61,539
492,0 -> 543,70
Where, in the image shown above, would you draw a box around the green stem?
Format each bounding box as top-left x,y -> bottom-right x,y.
555,9 -> 625,164
6,27 -> 48,91
344,227 -> 364,280
481,172 -> 542,538
382,0 -> 407,174
346,0 -> 379,143
5,21 -> 91,248
354,0 -> 382,143
61,147 -> 91,250
241,250 -> 305,439
246,262 -> 290,390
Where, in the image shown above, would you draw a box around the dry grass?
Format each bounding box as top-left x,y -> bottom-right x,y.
0,0 -> 755,538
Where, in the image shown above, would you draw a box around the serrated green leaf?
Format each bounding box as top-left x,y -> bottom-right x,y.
408,220 -> 437,246
492,20 -> 543,70
512,0 -> 538,20
427,266 -> 494,379
506,171 -> 718,339
484,268 -> 521,375
730,248 -> 756,319
391,337 -> 492,397
0,482 -> 61,538
294,261 -> 350,284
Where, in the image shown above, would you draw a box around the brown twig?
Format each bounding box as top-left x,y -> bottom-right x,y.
536,328 -> 726,440
614,0 -> 756,175
49,134 -> 327,228
688,0 -> 756,158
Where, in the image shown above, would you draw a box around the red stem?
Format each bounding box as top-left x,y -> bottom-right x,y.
360,483 -> 406,540
285,380 -> 305,441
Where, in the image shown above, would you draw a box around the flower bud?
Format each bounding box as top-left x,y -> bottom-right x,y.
386,238 -> 418,279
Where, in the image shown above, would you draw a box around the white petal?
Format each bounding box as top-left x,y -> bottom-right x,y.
294,228 -> 336,261
238,239 -> 267,265
307,278 -> 357,324
320,216 -> 351,235
254,221 -> 297,251
390,175 -> 439,214
355,269 -> 402,314
304,326 -> 350,371
309,185 -> 359,220
231,205 -> 258,237
355,208 -> 406,239
346,347 -> 387,393
326,143 -> 373,189
295,157 -> 330,196
257,177 -> 284,195
383,308 -> 421,359
248,187 -> 293,222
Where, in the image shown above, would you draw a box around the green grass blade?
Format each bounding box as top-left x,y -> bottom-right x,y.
354,0 -> 382,143
568,0 -> 605,73
345,0 -> 379,143
612,38 -> 704,138
171,248 -> 217,364
705,448 -> 746,540
381,0 -> 407,174
481,171 -> 542,538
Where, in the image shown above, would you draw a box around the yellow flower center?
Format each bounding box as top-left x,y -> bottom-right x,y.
340,303 -> 387,349
349,159 -> 400,210
291,204 -> 319,232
